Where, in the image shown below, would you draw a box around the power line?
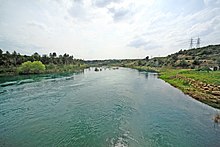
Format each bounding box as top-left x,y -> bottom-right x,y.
190,38 -> 193,49
196,37 -> 200,48
189,37 -> 201,49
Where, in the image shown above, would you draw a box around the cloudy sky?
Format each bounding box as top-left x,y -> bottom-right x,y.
0,0 -> 220,59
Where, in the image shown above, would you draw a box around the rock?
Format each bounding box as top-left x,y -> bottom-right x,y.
94,68 -> 99,71
209,86 -> 214,90
199,82 -> 203,85
205,90 -> 211,94
203,87 -> 209,90
214,114 -> 220,123
211,91 -> 220,96
210,99 -> 217,103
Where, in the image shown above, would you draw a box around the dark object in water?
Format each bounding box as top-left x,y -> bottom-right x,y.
214,113 -> 220,123
94,68 -> 99,72
112,67 -> 119,70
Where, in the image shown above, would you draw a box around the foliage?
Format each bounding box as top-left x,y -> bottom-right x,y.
176,60 -> 189,68
0,49 -> 84,67
113,44 -> 220,69
195,66 -> 211,72
18,61 -> 45,74
0,49 -> 87,75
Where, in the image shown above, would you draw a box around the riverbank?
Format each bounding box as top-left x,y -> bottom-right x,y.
127,66 -> 220,109
159,69 -> 220,109
0,64 -> 89,77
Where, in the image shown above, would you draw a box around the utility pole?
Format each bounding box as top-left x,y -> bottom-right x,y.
196,37 -> 200,48
190,38 -> 193,49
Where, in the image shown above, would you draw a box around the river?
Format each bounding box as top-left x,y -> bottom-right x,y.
0,67 -> 220,147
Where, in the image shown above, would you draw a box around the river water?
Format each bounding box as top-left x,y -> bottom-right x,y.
0,67 -> 220,147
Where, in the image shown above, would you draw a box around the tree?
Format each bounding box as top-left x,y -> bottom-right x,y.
217,58 -> 220,66
12,51 -> 18,66
145,56 -> 149,61
49,52 -> 57,64
18,61 -> 32,74
63,53 -> 69,65
177,60 -> 189,68
31,61 -> 46,73
192,59 -> 201,65
5,51 -> 10,56
52,52 -> 57,58
32,52 -> 41,61
0,49 -> 2,56
0,49 -> 3,65
18,61 -> 45,74
41,54 -> 50,64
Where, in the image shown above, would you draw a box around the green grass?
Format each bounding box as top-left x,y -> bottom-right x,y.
159,68 -> 220,86
124,65 -> 159,72
178,70 -> 220,85
159,69 -> 192,93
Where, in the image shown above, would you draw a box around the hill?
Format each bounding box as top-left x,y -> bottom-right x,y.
122,44 -> 220,70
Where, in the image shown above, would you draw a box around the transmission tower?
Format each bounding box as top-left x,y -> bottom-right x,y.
196,37 -> 200,48
190,38 -> 193,49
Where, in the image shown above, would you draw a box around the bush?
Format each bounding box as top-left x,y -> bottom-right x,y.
176,60 -> 189,68
196,66 -> 211,72
18,61 -> 45,74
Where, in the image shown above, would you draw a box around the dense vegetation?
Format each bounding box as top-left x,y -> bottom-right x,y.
18,61 -> 46,74
0,49 -> 87,75
113,45 -> 220,69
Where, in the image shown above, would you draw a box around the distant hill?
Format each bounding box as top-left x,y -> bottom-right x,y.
128,44 -> 220,69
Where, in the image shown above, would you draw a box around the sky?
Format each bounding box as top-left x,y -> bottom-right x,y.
0,0 -> 220,60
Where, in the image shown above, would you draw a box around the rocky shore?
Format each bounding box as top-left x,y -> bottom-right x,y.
170,75 -> 220,109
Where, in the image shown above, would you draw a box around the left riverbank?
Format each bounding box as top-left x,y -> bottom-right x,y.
0,64 -> 89,77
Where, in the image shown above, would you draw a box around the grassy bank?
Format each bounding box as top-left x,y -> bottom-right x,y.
159,69 -> 220,109
123,65 -> 159,72
44,64 -> 88,74
159,69 -> 220,85
0,64 -> 89,77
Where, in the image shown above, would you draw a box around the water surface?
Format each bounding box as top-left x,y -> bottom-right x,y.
0,68 -> 220,147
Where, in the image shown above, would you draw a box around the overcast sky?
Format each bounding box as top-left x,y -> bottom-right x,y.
0,0 -> 220,59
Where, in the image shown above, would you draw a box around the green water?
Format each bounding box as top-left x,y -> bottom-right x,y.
0,68 -> 220,147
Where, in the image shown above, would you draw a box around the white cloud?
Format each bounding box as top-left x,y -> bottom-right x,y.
0,0 -> 219,59
27,21 -> 48,31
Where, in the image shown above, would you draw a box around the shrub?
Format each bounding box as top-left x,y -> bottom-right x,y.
18,61 -> 45,74
176,60 -> 189,68
196,66 -> 211,72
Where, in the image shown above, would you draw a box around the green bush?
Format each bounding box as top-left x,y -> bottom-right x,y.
18,61 -> 45,74
196,66 -> 211,72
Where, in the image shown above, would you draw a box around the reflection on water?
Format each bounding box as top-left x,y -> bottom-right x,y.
0,67 -> 220,147
0,70 -> 85,85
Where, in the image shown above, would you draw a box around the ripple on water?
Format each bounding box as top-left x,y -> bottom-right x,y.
0,69 -> 220,147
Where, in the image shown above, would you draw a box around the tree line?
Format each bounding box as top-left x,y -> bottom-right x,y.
0,49 -> 84,67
